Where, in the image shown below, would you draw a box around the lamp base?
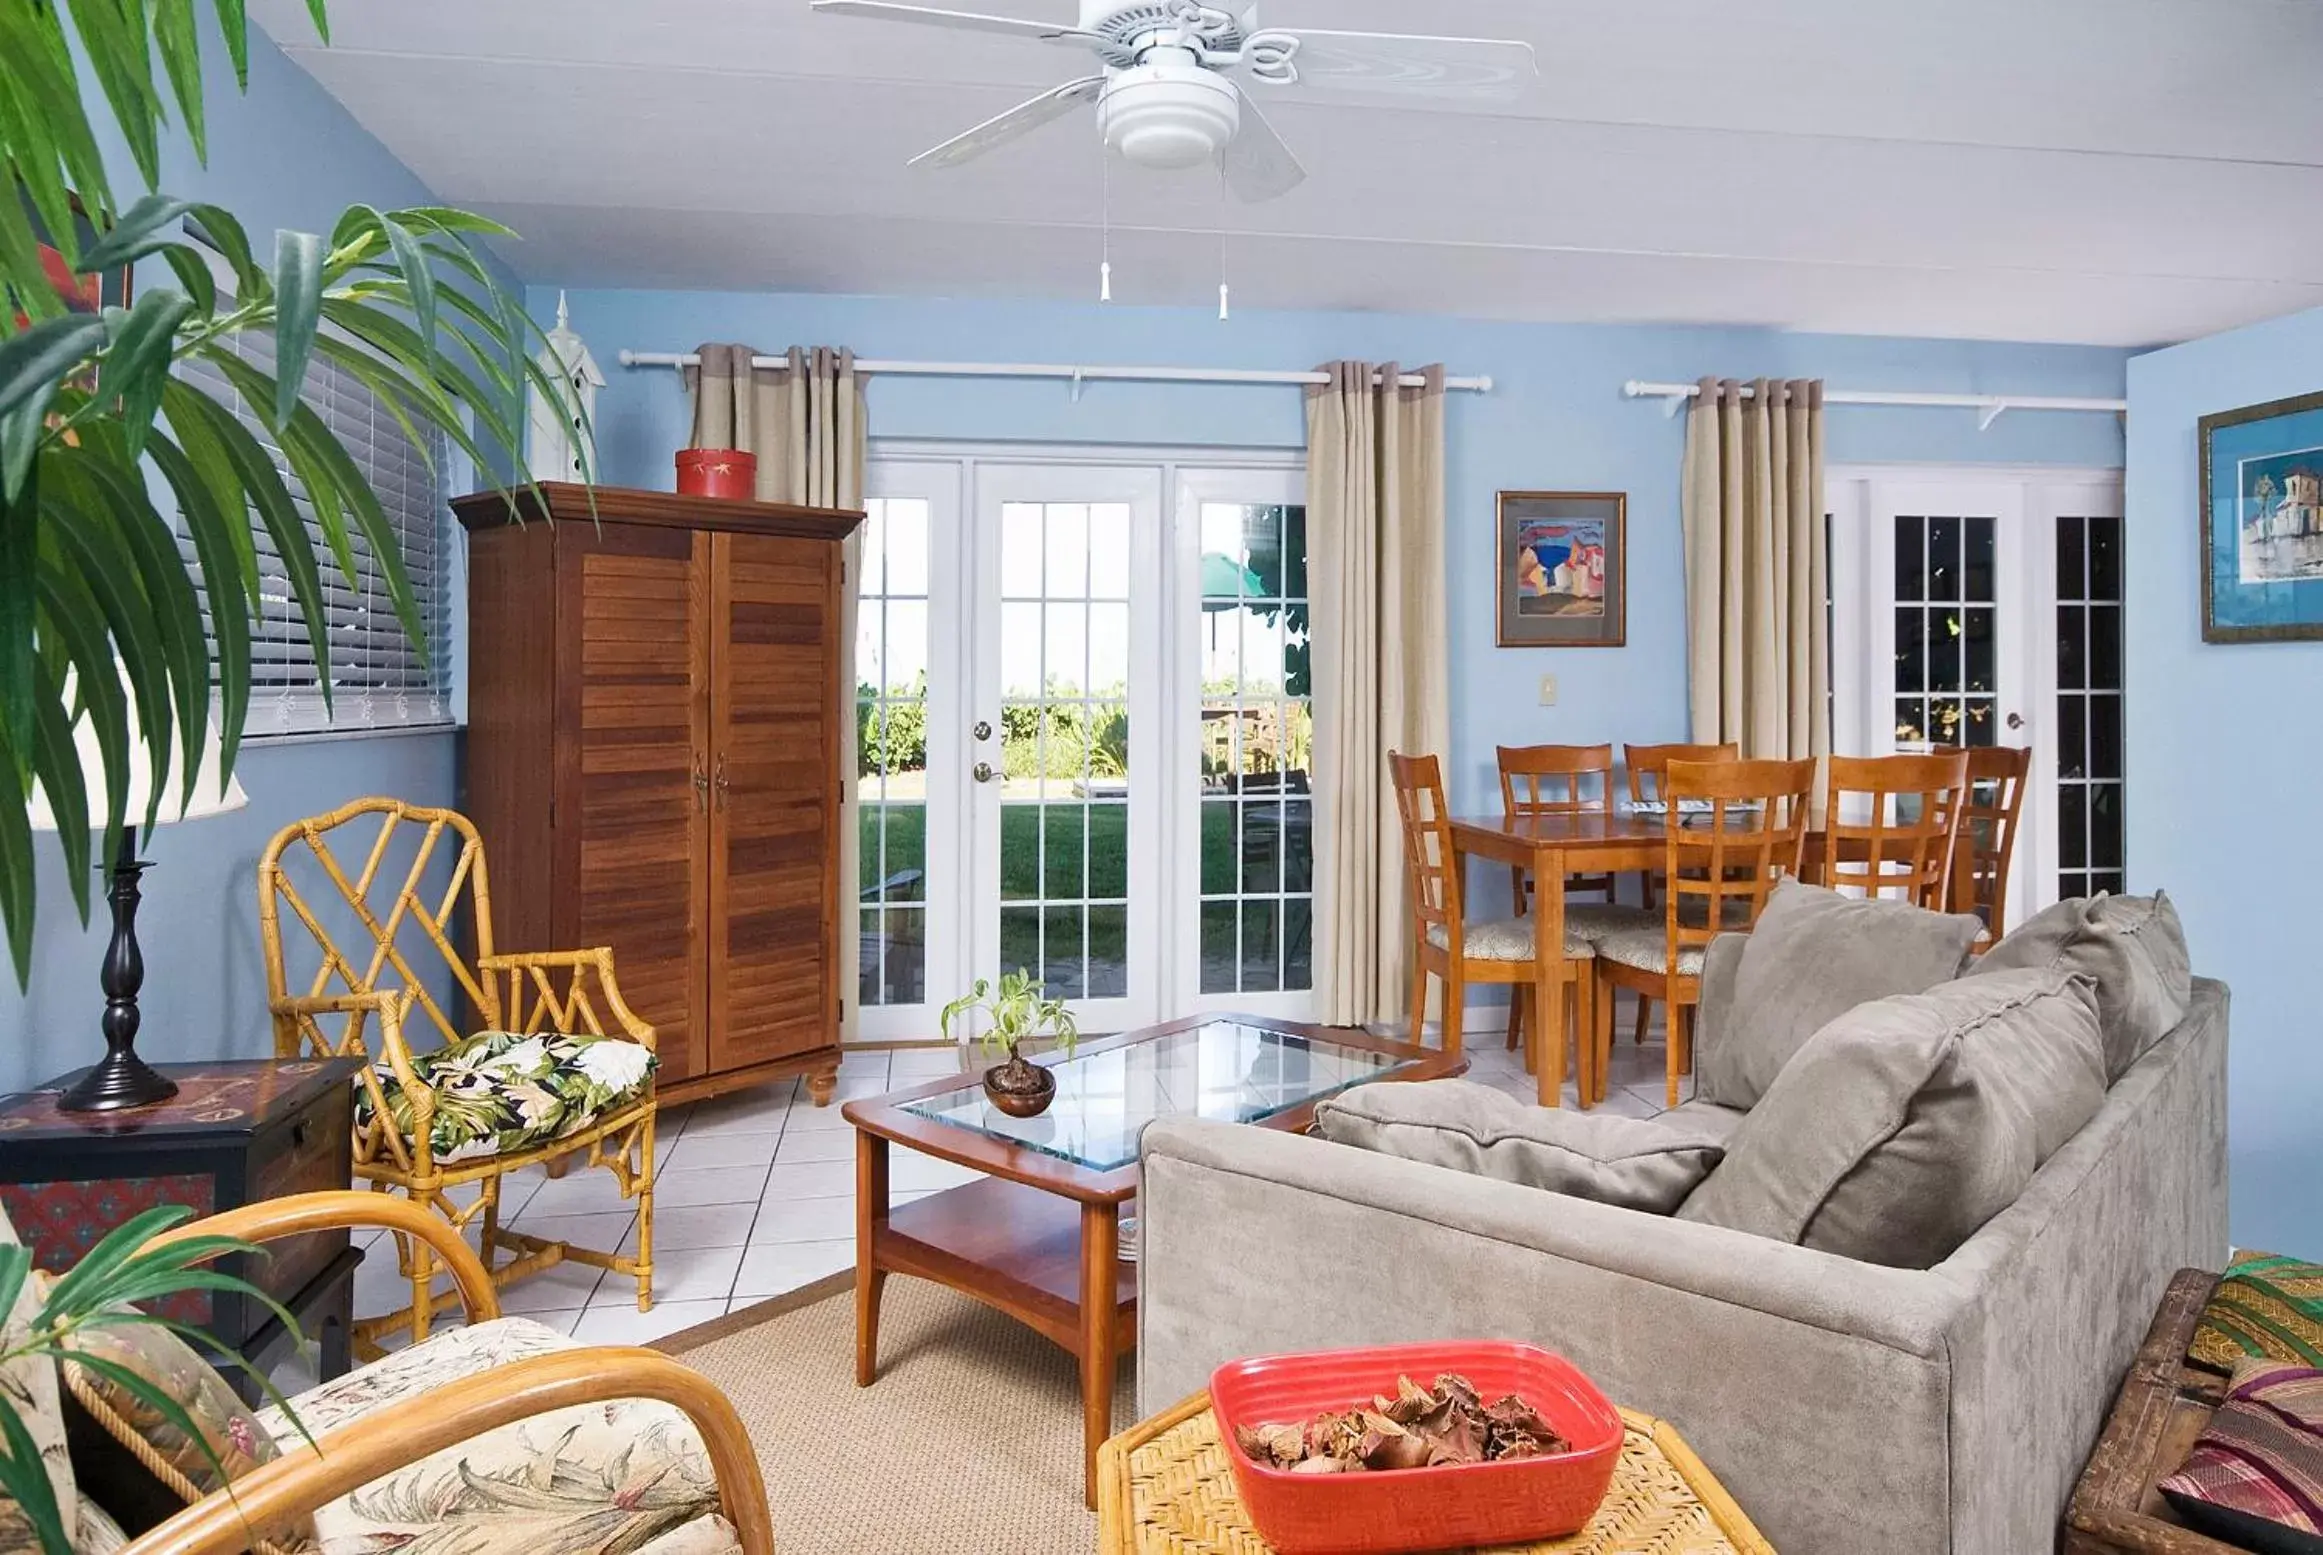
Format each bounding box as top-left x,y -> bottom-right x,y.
57,1050 -> 180,1113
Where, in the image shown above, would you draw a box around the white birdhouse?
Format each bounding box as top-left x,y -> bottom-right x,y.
527,290 -> 604,483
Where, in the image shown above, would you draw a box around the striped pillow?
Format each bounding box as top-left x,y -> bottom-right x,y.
2193,1254 -> 2323,1373
2159,1360 -> 2323,1554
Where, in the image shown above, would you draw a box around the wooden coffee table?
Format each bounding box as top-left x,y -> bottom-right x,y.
844,1014 -> 1463,1507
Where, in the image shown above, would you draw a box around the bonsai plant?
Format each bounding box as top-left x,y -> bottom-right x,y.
940,969 -> 1080,1119
0,0 -> 586,983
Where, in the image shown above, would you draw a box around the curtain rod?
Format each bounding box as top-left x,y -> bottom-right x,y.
619,350 -> 1493,394
1623,378 -> 2126,431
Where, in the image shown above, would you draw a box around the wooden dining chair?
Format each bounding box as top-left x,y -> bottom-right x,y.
1612,742 -> 1740,1050
1946,745 -> 2033,944
1392,752 -> 1595,1092
1496,744 -> 1617,1054
1591,757 -> 1815,1107
1817,751 -> 1971,909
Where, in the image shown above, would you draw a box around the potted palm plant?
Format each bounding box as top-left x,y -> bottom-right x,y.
0,0 -> 584,984
940,970 -> 1080,1119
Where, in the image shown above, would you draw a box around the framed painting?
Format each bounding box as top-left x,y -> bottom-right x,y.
2201,390 -> 2323,643
1496,490 -> 1625,648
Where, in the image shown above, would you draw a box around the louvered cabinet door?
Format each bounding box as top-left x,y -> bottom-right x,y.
706,531 -> 841,1071
558,524 -> 712,1086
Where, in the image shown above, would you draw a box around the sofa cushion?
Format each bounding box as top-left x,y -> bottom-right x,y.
2192,1253 -> 2323,1374
2158,1359 -> 2323,1553
1695,880 -> 1984,1109
257,1315 -> 719,1555
1315,1080 -> 1730,1213
356,1028 -> 656,1166
57,1311 -> 308,1548
1967,891 -> 2193,1081
1676,968 -> 2107,1268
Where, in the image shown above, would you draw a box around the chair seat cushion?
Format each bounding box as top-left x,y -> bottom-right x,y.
1426,917 -> 1597,961
356,1030 -> 657,1166
258,1317 -> 719,1555
1590,921 -> 1707,977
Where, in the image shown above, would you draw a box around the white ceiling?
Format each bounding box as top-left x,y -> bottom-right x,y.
251,0 -> 2323,347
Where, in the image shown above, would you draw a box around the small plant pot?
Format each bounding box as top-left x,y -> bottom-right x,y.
983,1054 -> 1057,1119
676,448 -> 757,500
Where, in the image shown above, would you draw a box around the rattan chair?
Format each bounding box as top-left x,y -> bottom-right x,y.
258,799 -> 657,1355
1590,757 -> 1814,1107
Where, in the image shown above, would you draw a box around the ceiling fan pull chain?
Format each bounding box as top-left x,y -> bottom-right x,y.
1100,145 -> 1114,302
1217,159 -> 1231,321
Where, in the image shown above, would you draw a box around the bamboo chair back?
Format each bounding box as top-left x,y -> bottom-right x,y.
1390,753 -> 1464,951
1950,745 -> 2032,936
1820,751 -> 1971,909
1499,744 -> 1616,903
1660,758 -> 1816,968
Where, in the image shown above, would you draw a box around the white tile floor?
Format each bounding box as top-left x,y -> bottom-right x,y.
349,1003 -> 1689,1347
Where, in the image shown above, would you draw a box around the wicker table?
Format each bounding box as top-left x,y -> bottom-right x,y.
1097,1391 -> 1776,1554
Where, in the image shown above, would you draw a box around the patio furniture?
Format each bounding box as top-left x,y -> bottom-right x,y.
258,800 -> 658,1355
1097,1390 -> 1776,1554
843,1014 -> 1463,1507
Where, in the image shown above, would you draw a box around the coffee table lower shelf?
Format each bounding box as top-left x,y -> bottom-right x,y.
1097,1391 -> 1777,1555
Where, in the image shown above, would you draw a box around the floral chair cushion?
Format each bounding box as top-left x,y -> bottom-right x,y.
258,1317 -> 720,1555
356,1030 -> 657,1166
0,1208 -> 75,1555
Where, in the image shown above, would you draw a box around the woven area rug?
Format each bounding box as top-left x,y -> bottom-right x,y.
659,1273 -> 1135,1554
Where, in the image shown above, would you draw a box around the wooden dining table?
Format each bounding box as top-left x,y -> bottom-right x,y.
1449,810 -> 1981,1108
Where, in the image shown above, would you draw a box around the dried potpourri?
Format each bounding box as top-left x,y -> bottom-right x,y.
1232,1372 -> 1570,1475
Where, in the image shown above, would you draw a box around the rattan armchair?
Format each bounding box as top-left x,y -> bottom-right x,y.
258,799 -> 657,1354
115,1191 -> 771,1555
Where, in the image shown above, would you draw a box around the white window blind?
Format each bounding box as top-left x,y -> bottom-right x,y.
175,327 -> 452,737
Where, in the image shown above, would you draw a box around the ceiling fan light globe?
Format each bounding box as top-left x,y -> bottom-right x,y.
1099,60 -> 1239,170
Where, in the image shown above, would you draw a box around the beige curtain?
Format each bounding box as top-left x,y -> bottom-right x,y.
1308,362 -> 1451,1028
1681,377 -> 1830,761
687,345 -> 870,1039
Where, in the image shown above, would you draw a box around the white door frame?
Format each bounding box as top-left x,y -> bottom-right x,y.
1827,463 -> 2123,920
865,440 -> 1308,1038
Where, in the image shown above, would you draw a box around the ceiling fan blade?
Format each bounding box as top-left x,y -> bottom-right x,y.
1264,29 -> 1537,102
911,76 -> 1106,169
809,1 -> 1100,48
1222,96 -> 1306,203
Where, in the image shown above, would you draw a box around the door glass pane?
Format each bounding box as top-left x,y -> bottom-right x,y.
1198,502 -> 1314,996
1892,511 -> 2001,757
859,497 -> 931,1009
995,500 -> 1134,1002
2056,514 -> 2128,899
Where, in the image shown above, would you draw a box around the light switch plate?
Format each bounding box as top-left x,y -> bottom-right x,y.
1539,674 -> 1558,707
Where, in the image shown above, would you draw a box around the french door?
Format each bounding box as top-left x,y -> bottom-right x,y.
853,447 -> 1311,1042
1828,469 -> 2127,923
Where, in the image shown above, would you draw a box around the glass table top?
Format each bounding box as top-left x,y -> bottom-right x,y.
899,1022 -> 1417,1173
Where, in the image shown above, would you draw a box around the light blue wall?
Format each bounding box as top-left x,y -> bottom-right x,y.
0,19 -> 477,1092
2126,306 -> 2323,1255
553,286 -> 2131,816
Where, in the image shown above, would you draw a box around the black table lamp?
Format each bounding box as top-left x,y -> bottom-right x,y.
26,691 -> 248,1113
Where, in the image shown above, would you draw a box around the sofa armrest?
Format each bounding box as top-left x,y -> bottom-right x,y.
1138,1117 -> 1969,1555
118,1348 -> 771,1555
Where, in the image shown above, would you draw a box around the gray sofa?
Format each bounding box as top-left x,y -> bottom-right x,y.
1137,978 -> 2229,1555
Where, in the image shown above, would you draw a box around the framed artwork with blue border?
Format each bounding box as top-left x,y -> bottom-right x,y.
2201,390 -> 2323,642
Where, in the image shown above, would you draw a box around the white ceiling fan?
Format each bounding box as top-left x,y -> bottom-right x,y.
808,1 -> 1538,202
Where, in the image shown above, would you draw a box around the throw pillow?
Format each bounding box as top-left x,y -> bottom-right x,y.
1677,968 -> 2107,1268
1968,890 -> 2193,1081
2192,1253 -> 2323,1374
1315,1080 -> 1730,1213
1694,880 -> 1984,1110
2158,1359 -> 2323,1555
57,1316 -> 310,1550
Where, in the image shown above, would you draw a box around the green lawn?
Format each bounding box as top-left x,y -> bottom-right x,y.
859,801 -> 1309,904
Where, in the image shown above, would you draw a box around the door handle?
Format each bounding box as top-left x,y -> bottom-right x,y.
2006,712 -> 2026,731
693,756 -> 710,814
973,762 -> 998,784
715,753 -> 731,809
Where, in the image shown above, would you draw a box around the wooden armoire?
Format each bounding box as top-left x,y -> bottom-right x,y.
453,483 -> 863,1106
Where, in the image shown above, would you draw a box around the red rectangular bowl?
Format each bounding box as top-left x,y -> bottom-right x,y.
1210,1341 -> 1624,1555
